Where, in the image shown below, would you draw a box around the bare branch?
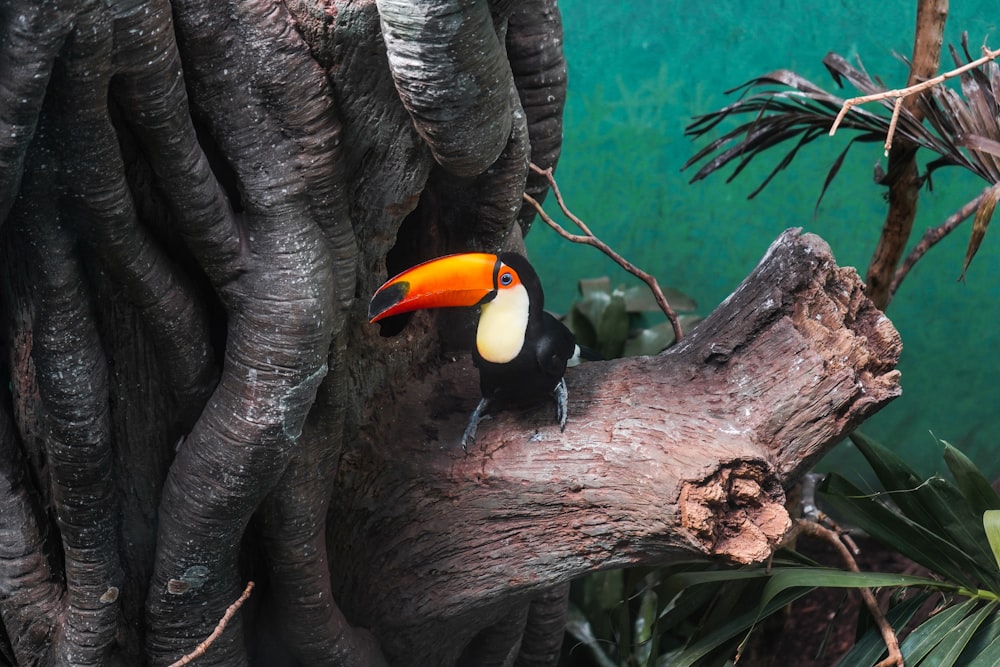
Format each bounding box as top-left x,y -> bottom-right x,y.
168,581 -> 255,667
891,188 -> 989,296
788,520 -> 903,667
830,45 -> 1000,155
863,0 -> 949,311
523,163 -> 685,343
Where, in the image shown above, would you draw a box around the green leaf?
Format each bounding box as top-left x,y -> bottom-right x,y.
665,566 -> 957,603
919,601 -> 996,667
957,607 -> 1000,667
837,594 -> 930,667
575,290 -> 611,329
700,578 -> 760,648
581,568 -> 625,612
965,631 -> 1000,667
760,568 -> 955,597
917,478 -> 1000,589
820,473 -> 981,588
656,571 -> 744,634
623,321 -> 676,357
565,602 -> 619,667
623,284 -> 697,313
634,585 -> 658,666
848,432 -> 934,516
985,511 -> 1000,573
848,434 -> 1000,588
565,303 -> 598,348
835,593 -> 930,667
944,441 -> 1000,515
741,567 -> 961,665
667,586 -> 812,667
661,567 -> 774,595
847,433 -> 934,526
595,291 -> 629,360
578,276 -> 611,299
899,598 -> 979,664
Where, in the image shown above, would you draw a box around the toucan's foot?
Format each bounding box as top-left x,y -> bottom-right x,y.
461,398 -> 491,453
553,377 -> 568,432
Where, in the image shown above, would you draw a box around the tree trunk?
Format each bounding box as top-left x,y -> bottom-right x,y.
865,0 -> 948,308
0,0 -> 900,664
330,229 -> 901,665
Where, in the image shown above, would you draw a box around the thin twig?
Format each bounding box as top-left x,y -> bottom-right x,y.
168,580 -> 256,667
884,97 -> 905,155
523,163 -> 685,343
890,188 -> 989,297
792,520 -> 904,667
829,45 -> 1000,155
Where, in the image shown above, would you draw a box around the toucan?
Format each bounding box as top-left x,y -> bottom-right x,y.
368,252 -> 588,450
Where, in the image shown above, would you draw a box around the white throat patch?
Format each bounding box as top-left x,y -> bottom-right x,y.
476,283 -> 530,363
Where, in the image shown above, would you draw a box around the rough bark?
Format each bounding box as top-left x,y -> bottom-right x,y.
508,0 -> 567,233
330,229 -> 901,665
865,0 -> 948,309
376,0 -> 515,177
0,0 -> 901,665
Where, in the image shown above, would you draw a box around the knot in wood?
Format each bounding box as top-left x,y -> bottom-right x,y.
679,460 -> 791,564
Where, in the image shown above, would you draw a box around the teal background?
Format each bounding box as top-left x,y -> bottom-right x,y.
527,1 -> 1000,477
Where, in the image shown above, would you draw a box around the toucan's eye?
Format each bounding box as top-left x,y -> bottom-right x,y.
499,272 -> 514,286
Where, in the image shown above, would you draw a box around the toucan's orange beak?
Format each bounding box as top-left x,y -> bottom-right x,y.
369,253 -> 500,323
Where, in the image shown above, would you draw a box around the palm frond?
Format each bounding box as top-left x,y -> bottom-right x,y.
684,45 -> 1000,199
686,39 -> 1000,276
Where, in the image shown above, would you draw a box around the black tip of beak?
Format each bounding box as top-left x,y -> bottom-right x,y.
368,281 -> 410,321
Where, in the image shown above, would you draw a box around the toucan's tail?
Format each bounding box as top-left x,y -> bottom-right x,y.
567,344 -> 603,367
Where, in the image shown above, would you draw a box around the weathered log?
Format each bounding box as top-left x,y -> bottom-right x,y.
329,228 -> 902,666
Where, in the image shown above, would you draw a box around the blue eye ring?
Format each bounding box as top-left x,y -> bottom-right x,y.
499,272 -> 513,286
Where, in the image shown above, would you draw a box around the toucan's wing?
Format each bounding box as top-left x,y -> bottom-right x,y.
535,312 -> 577,381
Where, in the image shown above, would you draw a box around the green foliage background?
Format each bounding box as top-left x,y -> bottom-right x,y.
528,0 -> 1000,476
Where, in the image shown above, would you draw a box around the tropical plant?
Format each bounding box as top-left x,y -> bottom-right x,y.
562,276 -> 700,361
563,433 -> 1000,667
684,34 -> 1000,294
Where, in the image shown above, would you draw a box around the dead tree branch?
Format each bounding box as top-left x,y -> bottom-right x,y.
334,229 -> 902,664
891,187 -> 990,296
524,162 -> 685,343
830,44 -> 1000,154
168,581 -> 255,667
864,0 -> 948,310
785,521 -> 904,667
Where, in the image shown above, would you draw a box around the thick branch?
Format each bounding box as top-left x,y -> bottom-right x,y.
56,0 -> 217,418
0,397 -> 62,665
376,0 -> 515,177
24,194 -> 122,666
0,0 -> 76,226
514,584 -> 570,667
507,0 -> 567,234
865,0 -> 948,309
333,229 -> 902,666
146,0 -> 353,663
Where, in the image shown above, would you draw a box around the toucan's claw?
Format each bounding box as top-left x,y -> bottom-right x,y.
554,377 -> 568,432
461,398 -> 491,453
